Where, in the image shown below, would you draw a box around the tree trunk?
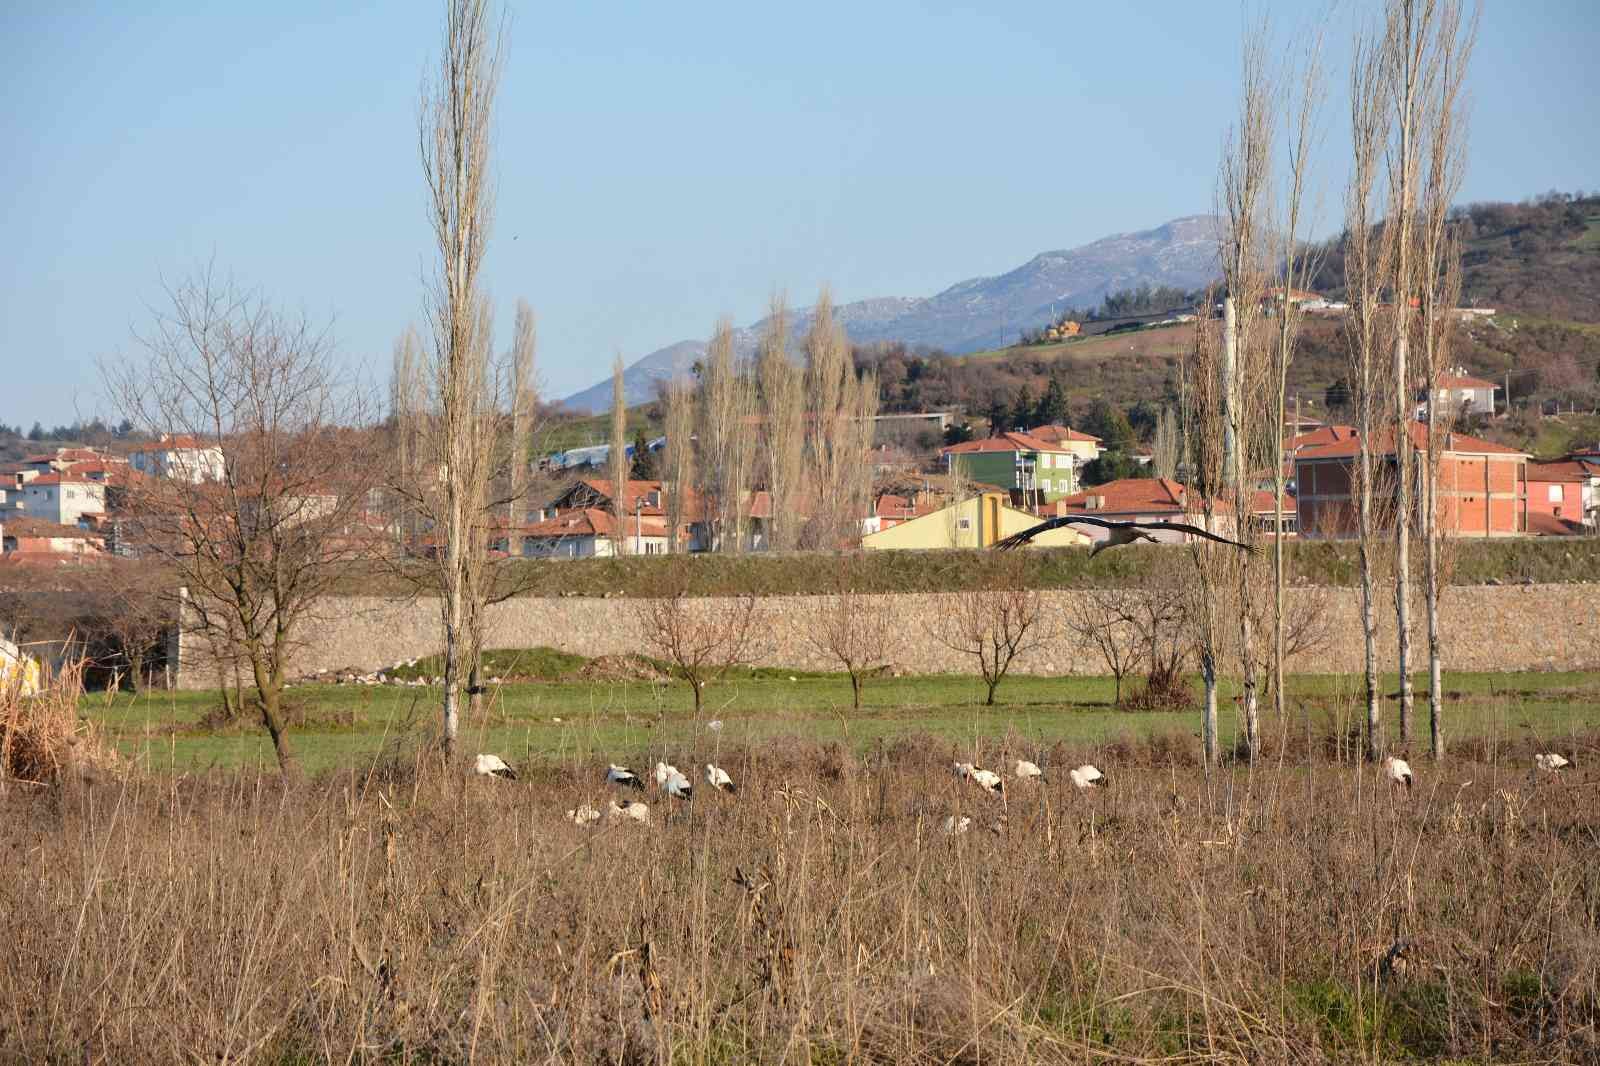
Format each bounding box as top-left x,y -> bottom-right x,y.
127,650 -> 144,694
850,672 -> 862,711
1424,456 -> 1445,759
248,652 -> 297,777
984,676 -> 999,707
1358,444 -> 1382,763
468,658 -> 485,721
1241,613 -> 1259,764
1395,336 -> 1415,747
1201,651 -> 1218,769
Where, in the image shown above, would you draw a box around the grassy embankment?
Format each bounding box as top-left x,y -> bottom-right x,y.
89,660 -> 1600,776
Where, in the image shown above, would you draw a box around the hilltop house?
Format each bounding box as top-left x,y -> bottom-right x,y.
129,435 -> 226,483
940,427 -> 1101,504
1295,426 -> 1529,538
1422,369 -> 1498,420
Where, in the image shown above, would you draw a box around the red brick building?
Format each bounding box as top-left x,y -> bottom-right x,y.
1295,426 -> 1529,538
1524,456 -> 1600,533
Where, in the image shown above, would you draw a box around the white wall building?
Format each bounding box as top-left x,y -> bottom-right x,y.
129,435 -> 226,483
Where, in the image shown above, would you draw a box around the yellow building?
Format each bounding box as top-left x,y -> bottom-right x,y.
860,492 -> 1089,551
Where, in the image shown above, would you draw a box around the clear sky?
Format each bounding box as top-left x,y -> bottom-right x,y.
3,1 -> 1596,427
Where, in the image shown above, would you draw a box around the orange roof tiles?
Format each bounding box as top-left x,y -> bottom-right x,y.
1296,424 -> 1526,460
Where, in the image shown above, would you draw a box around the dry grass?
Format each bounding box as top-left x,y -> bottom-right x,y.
1,658 -> 120,786
1,724 -> 1596,1064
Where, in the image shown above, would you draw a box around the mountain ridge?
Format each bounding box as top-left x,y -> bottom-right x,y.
560,214 -> 1223,413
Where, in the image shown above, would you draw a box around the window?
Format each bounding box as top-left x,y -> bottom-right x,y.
957,517 -> 972,530
1548,485 -> 1563,503
1039,479 -> 1051,492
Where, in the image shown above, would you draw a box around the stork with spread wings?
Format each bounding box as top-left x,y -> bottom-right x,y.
994,513 -> 1259,557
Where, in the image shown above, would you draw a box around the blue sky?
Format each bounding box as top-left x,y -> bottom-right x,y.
3,1 -> 1596,426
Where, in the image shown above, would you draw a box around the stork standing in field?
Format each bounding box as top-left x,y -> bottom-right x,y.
704,763 -> 736,794
1014,760 -> 1044,782
606,764 -> 645,790
994,514 -> 1260,557
1534,752 -> 1572,773
953,762 -> 1003,796
1382,756 -> 1414,792
1068,764 -> 1106,790
656,761 -> 693,801
474,754 -> 517,780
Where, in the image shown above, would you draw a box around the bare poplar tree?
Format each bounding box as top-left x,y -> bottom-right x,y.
697,318 -> 757,552
1415,1 -> 1476,760
1216,29 -> 1274,762
105,270 -> 380,775
1345,18 -> 1400,762
1151,407 -> 1180,481
608,353 -> 629,554
1267,31 -> 1327,735
758,294 -> 805,551
418,0 -> 504,755
803,288 -> 877,549
661,372 -> 696,552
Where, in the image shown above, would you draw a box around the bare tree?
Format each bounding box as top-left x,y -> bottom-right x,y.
758,294 -> 805,552
417,0 -> 504,756
1062,588 -> 1146,707
803,290 -> 877,549
1415,0 -> 1476,760
698,318 -> 757,552
1151,406 -> 1180,481
1345,18 -> 1400,763
661,372 -> 696,552
931,559 -> 1046,707
105,270 -> 380,774
803,572 -> 893,713
608,353 -> 629,554
100,557 -> 174,693
633,565 -> 764,721
1267,30 -> 1327,736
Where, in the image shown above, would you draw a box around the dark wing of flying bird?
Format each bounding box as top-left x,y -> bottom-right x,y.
1129,520 -> 1259,554
993,513 -> 1120,551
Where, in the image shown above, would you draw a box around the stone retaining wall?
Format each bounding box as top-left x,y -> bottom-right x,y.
175,584 -> 1599,687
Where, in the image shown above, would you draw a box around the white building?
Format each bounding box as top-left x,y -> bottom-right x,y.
518,507 -> 670,558
14,473 -> 106,526
129,434 -> 226,483
1425,369 -> 1498,419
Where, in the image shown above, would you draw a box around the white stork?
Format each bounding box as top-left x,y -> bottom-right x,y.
953,762 -> 1003,796
995,513 -> 1259,557
704,763 -> 736,793
474,753 -> 517,780
656,761 -> 693,801
1068,764 -> 1106,790
1014,759 -> 1044,782
610,798 -> 650,824
1382,755 -> 1414,791
1534,752 -> 1572,773
606,764 -> 645,790
567,803 -> 602,826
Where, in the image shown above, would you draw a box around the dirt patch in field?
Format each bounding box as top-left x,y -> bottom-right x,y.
576,654 -> 669,682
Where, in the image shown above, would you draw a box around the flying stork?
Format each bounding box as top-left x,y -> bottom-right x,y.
995,513 -> 1258,557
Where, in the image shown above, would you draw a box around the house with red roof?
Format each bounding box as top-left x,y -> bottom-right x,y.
1,516 -> 106,560
1295,425 -> 1529,538
7,472 -> 108,527
128,434 -> 226,483
940,427 -> 1101,504
1043,477 -> 1243,546
1525,456 -> 1600,533
1422,367 -> 1498,420
518,507 -> 670,558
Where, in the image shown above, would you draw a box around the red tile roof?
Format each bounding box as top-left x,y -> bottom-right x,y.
942,430 -> 1083,456
1024,424 -> 1102,445
1296,424 -> 1526,460
1526,512 -> 1585,537
1288,424 -> 1358,450
522,508 -> 668,539
1434,373 -> 1497,390
20,472 -> 104,487
1053,477 -> 1195,515
1527,460 -> 1598,482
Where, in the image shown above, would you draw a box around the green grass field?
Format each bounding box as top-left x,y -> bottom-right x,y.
87,667 -> 1600,776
